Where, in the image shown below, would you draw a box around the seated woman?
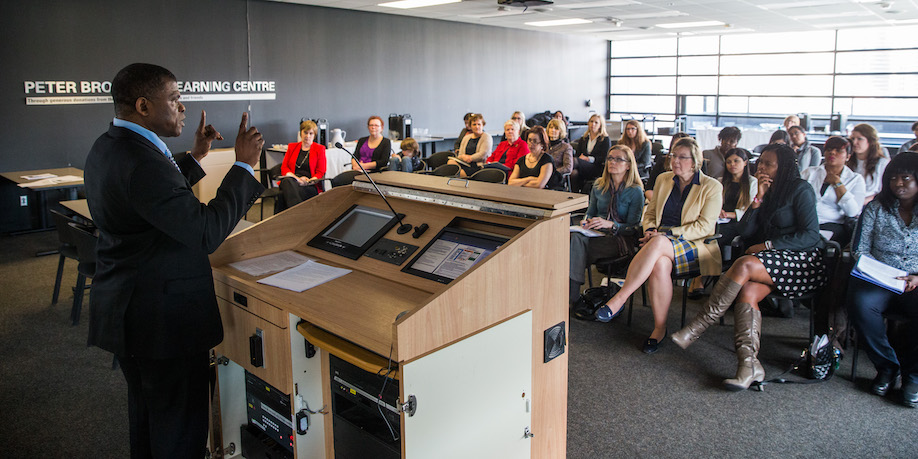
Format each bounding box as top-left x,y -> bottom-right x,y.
788,125 -> 822,173
753,130 -> 790,155
702,126 -> 741,180
572,113 -> 612,193
448,113 -> 493,177
484,120 -> 529,173
509,126 -> 554,189
718,148 -> 758,252
646,132 -> 691,202
671,144 -> 826,391
351,116 -> 392,173
453,112 -> 473,152
848,152 -> 918,408
848,123 -> 890,204
277,120 -> 327,212
801,136 -> 866,246
595,137 -> 723,354
569,145 -> 644,303
618,120 -> 653,179
387,138 -> 422,173
509,111 -> 530,144
546,119 -> 574,188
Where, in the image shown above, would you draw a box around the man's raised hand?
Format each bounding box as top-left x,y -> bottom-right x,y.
235,112 -> 264,167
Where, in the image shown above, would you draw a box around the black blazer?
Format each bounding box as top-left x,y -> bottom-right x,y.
84,125 -> 264,358
737,178 -> 825,251
354,136 -> 392,171
575,135 -> 611,175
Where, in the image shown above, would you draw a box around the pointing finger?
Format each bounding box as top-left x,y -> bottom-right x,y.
198,110 -> 207,132
239,112 -> 249,134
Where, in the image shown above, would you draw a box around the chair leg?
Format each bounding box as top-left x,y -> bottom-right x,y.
71,274 -> 86,326
52,254 -> 66,305
681,280 -> 689,328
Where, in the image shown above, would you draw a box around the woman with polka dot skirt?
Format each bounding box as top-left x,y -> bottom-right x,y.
671,143 -> 826,391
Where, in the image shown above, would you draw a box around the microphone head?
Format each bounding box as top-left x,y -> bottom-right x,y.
335,142 -> 344,149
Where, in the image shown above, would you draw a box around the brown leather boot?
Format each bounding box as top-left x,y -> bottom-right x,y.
723,302 -> 765,391
671,277 -> 742,349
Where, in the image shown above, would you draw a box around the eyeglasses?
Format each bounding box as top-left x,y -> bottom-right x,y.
607,157 -> 629,163
671,155 -> 694,162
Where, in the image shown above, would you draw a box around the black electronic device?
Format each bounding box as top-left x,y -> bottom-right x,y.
330,355 -> 400,459
797,112 -> 809,131
307,204 -> 400,260
830,113 -> 847,133
301,117 -> 329,148
388,113 -> 412,140
364,238 -> 419,266
335,142 -> 415,235
244,371 -> 294,455
401,224 -> 509,284
240,424 -> 294,459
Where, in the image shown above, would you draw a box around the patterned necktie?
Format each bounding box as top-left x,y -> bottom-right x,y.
164,149 -> 181,172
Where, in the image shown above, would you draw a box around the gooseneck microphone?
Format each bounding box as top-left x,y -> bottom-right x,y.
336,142 -> 413,235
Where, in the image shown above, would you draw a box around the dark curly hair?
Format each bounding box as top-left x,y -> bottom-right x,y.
876,152 -> 918,214
758,143 -> 801,218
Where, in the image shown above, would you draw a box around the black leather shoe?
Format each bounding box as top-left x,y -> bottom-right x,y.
871,371 -> 898,397
903,381 -> 918,408
643,330 -> 667,354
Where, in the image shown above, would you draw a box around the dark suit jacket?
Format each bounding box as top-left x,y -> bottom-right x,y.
738,178 -> 825,251
84,125 -> 264,359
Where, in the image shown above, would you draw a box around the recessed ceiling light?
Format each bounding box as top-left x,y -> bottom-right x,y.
655,20 -> 725,29
555,0 -> 637,8
378,0 -> 461,9
618,11 -> 688,20
525,18 -> 593,27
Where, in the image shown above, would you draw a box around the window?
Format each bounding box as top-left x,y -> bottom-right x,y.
609,25 -> 918,135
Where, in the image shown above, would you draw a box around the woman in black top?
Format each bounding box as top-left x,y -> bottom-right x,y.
571,113 -> 612,193
672,144 -> 826,391
718,148 -> 757,255
509,126 -> 554,189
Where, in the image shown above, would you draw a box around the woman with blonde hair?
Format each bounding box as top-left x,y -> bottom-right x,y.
569,145 -> 644,302
572,113 -> 612,192
546,118 -> 574,187
596,137 -> 723,355
618,119 -> 652,179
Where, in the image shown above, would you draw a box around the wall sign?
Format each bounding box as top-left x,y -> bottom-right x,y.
23,79 -> 277,105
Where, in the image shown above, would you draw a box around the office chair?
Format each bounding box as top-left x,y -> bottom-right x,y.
254,164 -> 283,221
431,164 -> 460,177
469,168 -> 506,184
50,209 -> 80,305
67,222 -> 98,326
425,151 -> 454,169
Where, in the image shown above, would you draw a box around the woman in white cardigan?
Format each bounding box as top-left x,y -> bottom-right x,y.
449,113 -> 493,177
801,136 -> 866,246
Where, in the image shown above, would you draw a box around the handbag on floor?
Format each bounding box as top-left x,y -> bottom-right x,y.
571,285 -> 616,321
758,334 -> 841,388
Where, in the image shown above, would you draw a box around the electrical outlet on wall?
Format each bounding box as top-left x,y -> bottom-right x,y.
20,196 -> 28,206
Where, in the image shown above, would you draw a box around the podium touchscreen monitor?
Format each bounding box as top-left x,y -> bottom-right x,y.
402,227 -> 508,284
307,204 -> 398,259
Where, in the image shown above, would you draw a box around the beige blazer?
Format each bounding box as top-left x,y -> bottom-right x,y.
457,132 -> 494,165
643,171 -> 723,276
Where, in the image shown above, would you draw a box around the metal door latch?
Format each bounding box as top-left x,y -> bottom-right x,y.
397,395 -> 417,417
523,427 -> 534,439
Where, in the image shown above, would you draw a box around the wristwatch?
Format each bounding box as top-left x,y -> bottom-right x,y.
832,182 -> 844,189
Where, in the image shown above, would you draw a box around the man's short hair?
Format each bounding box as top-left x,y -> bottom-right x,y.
718,126 -> 742,142
111,63 -> 176,116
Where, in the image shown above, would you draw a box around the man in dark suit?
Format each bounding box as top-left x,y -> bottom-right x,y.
84,63 -> 265,458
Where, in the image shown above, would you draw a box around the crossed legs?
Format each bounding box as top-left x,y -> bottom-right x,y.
603,235 -> 675,341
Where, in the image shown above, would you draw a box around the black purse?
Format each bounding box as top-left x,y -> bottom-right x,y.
571,285 -> 616,321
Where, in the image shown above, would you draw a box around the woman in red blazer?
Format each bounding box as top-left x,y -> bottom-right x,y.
277,120 -> 327,212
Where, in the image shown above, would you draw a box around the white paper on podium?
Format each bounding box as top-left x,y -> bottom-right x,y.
18,175 -> 83,188
257,260 -> 351,292
229,250 -> 311,276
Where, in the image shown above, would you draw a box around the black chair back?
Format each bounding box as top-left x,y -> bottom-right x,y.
469,168 -> 506,184
67,222 -> 97,269
425,151 -> 454,169
432,164 -> 460,177
50,209 -> 78,247
330,170 -> 363,188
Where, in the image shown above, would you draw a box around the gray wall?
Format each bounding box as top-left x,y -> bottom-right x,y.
0,0 -> 608,174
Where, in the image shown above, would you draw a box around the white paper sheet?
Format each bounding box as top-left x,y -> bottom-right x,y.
229,250 -> 311,276
18,175 -> 83,188
569,225 -> 603,237
851,254 -> 907,294
257,260 -> 351,292
21,173 -> 57,180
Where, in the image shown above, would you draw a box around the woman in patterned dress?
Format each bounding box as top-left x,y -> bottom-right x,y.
672,143 -> 827,391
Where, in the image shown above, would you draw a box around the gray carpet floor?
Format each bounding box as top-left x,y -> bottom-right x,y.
1,227 -> 916,458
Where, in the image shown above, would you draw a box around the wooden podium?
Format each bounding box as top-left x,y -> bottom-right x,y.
208,172 -> 587,458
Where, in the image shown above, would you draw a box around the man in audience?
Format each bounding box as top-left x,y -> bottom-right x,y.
898,121 -> 918,156
784,115 -> 800,131
702,126 -> 741,180
84,63 -> 265,458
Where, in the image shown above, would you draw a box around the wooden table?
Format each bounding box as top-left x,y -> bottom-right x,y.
0,167 -> 84,232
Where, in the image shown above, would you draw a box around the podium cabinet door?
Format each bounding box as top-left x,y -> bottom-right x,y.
402,311 -> 533,459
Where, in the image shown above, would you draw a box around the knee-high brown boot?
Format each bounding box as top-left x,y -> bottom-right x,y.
723,302 -> 765,391
671,277 -> 743,349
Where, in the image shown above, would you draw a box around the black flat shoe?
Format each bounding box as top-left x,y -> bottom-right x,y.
871,371 -> 899,397
643,330 -> 667,354
903,381 -> 918,408
687,288 -> 705,300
